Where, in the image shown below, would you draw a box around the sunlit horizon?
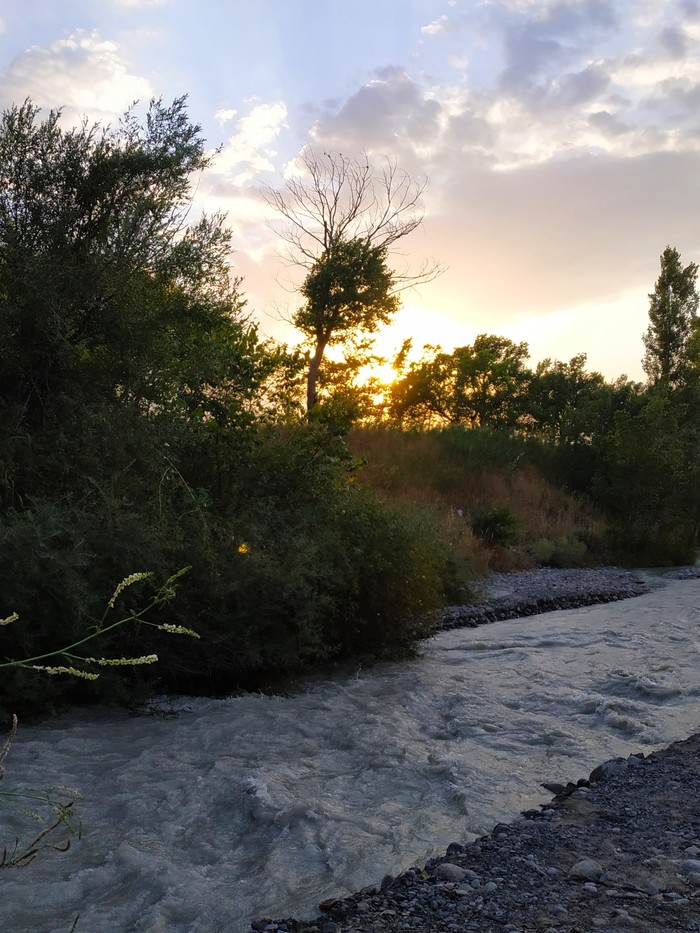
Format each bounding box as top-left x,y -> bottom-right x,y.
3,1 -> 699,384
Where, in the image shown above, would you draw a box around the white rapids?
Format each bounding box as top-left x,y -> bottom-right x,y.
1,577 -> 699,933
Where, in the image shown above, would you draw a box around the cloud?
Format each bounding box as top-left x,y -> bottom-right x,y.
214,101 -> 288,185
587,109 -> 631,137
215,108 -> 238,126
113,0 -> 169,6
681,0 -> 700,21
0,30 -> 152,123
659,25 -> 689,59
496,0 -> 617,88
421,16 -> 449,35
424,149 -> 700,324
311,67 -> 443,156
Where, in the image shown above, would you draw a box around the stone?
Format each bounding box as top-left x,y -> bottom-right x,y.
590,757 -> 628,783
318,898 -> 339,911
569,858 -> 605,881
434,863 -> 467,882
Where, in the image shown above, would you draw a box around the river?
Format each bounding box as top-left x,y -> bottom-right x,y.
1,576 -> 699,932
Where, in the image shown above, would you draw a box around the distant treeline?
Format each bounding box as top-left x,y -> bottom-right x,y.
1,99 -> 697,717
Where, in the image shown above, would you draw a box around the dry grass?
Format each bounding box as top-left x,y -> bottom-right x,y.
348,428 -> 605,572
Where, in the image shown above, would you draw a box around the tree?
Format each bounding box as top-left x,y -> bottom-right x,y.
642,246 -> 699,387
0,96 -> 263,508
263,149 -> 437,411
296,238 -> 398,410
593,392 -> 699,564
389,335 -> 529,429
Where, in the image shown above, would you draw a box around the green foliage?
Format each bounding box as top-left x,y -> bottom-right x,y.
138,423 -> 458,692
296,239 -> 399,347
389,335 -> 529,429
593,390 -> 700,564
471,506 -> 518,547
642,246 -> 699,388
296,238 -> 399,411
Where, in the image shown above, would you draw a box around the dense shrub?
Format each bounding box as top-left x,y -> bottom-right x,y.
470,506 -> 518,547
0,423 -> 461,715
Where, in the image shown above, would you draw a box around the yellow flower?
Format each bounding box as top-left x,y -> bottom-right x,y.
107,572 -> 153,609
237,542 -> 249,554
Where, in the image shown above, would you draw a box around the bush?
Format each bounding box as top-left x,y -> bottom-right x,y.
0,423 -> 461,713
470,506 -> 518,547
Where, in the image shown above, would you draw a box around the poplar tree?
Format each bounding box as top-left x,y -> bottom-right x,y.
642,246 -> 699,387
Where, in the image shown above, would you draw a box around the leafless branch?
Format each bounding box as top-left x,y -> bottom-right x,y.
261,148 -> 432,269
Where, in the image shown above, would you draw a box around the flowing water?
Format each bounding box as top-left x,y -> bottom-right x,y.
1,577 -> 699,933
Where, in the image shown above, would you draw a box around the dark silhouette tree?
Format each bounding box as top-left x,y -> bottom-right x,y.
262,149 -> 438,411
389,335 -> 529,429
642,246 -> 699,387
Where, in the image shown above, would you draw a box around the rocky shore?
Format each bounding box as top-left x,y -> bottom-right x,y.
439,566 -> 650,631
251,567 -> 700,933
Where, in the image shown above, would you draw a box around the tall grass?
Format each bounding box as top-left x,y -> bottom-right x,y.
348,426 -> 604,572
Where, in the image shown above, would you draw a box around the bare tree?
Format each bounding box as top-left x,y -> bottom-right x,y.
262,149 -> 440,411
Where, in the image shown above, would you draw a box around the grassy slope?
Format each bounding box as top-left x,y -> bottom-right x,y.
348,427 -> 605,576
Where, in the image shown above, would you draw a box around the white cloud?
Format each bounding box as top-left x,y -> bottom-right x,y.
215,108 -> 238,126
213,101 -> 288,185
421,16 -> 449,36
0,30 -> 153,123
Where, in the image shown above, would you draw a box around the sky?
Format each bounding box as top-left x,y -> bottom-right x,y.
2,0 -> 700,380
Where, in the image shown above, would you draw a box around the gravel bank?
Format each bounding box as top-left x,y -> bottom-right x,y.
439,566 -> 649,631
256,734 -> 700,932
251,567 -> 700,933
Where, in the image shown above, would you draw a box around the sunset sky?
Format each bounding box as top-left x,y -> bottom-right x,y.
3,0 -> 700,380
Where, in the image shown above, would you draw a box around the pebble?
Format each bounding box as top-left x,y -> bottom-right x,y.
569,858 -> 604,880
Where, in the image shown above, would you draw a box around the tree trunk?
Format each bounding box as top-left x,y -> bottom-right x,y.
306,339 -> 327,412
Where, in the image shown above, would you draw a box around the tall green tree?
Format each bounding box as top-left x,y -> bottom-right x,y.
642,246 -> 699,387
0,96 -> 262,507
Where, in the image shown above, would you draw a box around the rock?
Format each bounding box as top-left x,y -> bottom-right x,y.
590,757 -> 628,783
434,862 -> 467,882
318,898 -> 339,911
446,841 -> 466,856
541,781 -> 566,795
569,858 -> 605,881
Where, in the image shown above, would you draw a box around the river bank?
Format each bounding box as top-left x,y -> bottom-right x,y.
259,732 -> 700,932
254,566 -> 700,933
440,566 -> 651,631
